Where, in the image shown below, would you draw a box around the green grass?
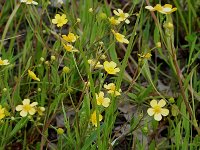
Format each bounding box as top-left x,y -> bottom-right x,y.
0,0 -> 200,149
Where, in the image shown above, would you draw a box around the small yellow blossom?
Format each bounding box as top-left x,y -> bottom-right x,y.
103,61 -> 120,74
62,43 -> 79,52
109,17 -> 120,25
96,91 -> 110,107
28,70 -> 40,81
0,105 -> 5,120
57,128 -> 64,134
51,55 -> 56,61
156,42 -> 161,48
147,99 -> 169,121
77,18 -> 81,23
88,59 -> 103,69
138,53 -> 152,59
37,107 -> 45,116
113,9 -> 130,24
63,66 -> 70,73
90,110 -> 103,127
111,30 -> 129,44
104,83 -> 121,96
89,8 -> 93,13
52,14 -> 68,27
20,0 -> 38,5
16,99 -> 38,117
0,57 -> 9,66
145,4 -> 177,14
62,32 -> 78,43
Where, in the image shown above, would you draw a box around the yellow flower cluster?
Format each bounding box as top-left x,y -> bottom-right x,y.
109,9 -> 130,25
16,99 -> 45,117
62,32 -> 79,52
145,4 -> 177,14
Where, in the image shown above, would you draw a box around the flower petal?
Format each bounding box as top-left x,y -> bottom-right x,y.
154,113 -> 162,121
147,108 -> 155,116
20,110 -> 28,117
23,99 -> 30,105
16,105 -> 23,111
30,102 -> 38,107
158,99 -> 166,107
29,108 -> 36,115
150,99 -> 157,107
161,108 -> 169,116
102,98 -> 110,107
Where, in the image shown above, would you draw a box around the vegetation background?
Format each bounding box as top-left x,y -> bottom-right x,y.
0,0 -> 200,149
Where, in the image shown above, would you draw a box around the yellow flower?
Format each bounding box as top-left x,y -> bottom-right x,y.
88,59 -> 103,69
20,0 -> 38,5
138,53 -> 152,59
96,92 -> 110,107
16,99 -> 38,117
28,70 -> 40,81
103,61 -> 120,74
0,57 -> 9,66
111,30 -> 129,44
62,32 -> 78,43
104,83 -> 121,96
37,107 -> 45,116
89,8 -> 93,13
57,128 -> 64,134
90,110 -> 103,127
62,43 -> 79,52
108,17 -> 120,25
52,14 -> 68,27
145,4 -> 177,14
63,66 -> 70,73
113,9 -> 130,24
0,105 -> 5,120
147,99 -> 169,121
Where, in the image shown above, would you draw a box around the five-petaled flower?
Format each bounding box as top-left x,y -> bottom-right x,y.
52,14 -> 68,27
0,57 -> 9,66
16,99 -> 38,117
90,110 -> 103,127
145,4 -> 177,14
113,9 -> 130,24
96,91 -> 110,107
20,0 -> 38,5
111,30 -> 129,44
28,70 -> 40,81
103,61 -> 120,74
104,83 -> 121,96
0,105 -> 5,120
62,32 -> 78,43
147,99 -> 169,121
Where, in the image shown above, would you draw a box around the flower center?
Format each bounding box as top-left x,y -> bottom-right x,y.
163,7 -> 171,12
154,105 -> 161,114
119,13 -> 125,19
23,104 -> 32,111
27,0 -> 33,2
0,60 -> 4,65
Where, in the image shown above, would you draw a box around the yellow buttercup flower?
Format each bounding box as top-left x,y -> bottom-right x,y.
62,32 -> 78,43
88,59 -> 103,69
28,70 -> 40,81
52,14 -> 68,27
104,83 -> 121,96
96,91 -> 110,107
62,43 -> 79,52
37,107 -> 45,116
113,9 -> 130,24
20,0 -> 38,5
145,4 -> 177,14
103,61 -> 120,74
108,17 -> 120,25
16,99 -> 38,117
147,99 -> 169,121
0,57 -> 9,66
90,110 -> 103,127
111,30 -> 129,44
0,105 -> 5,120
